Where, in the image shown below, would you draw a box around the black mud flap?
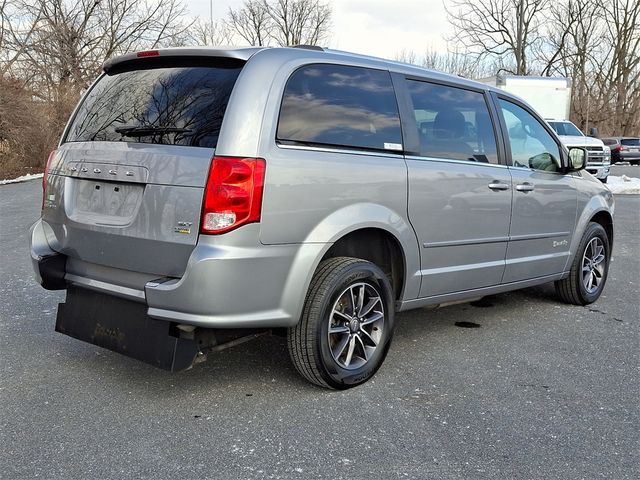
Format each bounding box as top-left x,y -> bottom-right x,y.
55,287 -> 199,371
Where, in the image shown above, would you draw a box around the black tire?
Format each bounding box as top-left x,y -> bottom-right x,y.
287,257 -> 395,389
555,222 -> 610,305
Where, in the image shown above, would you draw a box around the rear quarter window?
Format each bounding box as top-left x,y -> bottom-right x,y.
64,62 -> 243,148
276,64 -> 402,152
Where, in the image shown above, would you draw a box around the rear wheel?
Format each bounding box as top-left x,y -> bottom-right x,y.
288,257 -> 395,389
555,222 -> 610,305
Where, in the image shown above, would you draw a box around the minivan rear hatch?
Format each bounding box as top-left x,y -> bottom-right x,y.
43,54 -> 245,277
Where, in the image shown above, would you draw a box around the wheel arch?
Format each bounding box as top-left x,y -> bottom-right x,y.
279,204 -> 421,326
590,210 -> 614,247
321,227 -> 406,302
566,191 -> 614,272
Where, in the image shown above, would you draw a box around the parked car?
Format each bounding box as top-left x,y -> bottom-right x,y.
601,137 -> 640,165
31,47 -> 614,389
547,120 -> 611,182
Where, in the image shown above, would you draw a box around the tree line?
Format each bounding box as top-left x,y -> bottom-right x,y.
400,0 -> 639,136
0,0 -> 332,177
0,0 -> 638,178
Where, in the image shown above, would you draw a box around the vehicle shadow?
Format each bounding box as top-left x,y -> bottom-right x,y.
54,283 -> 566,396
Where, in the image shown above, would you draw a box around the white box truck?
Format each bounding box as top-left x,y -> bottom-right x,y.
479,75 -> 610,182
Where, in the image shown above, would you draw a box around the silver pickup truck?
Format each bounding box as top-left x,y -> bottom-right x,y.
31,47 -> 614,389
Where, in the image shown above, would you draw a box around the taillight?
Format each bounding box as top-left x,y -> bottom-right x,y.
42,149 -> 57,210
619,146 -> 626,151
200,156 -> 266,234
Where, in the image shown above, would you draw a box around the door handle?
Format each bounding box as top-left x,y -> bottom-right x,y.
488,181 -> 510,191
515,182 -> 535,192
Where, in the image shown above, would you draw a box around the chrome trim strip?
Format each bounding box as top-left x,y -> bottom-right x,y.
509,231 -> 570,242
277,143 -> 404,159
423,236 -> 509,248
507,165 -> 565,175
505,251 -> 569,265
419,259 -> 505,276
423,232 -> 569,248
405,155 -> 509,169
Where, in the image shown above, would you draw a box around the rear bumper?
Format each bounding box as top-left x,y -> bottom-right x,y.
30,220 -> 325,328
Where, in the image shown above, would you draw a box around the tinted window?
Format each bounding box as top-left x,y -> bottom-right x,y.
500,100 -> 562,172
277,64 -> 402,152
621,138 -> 640,146
602,138 -> 618,146
406,80 -> 498,163
65,64 -> 243,148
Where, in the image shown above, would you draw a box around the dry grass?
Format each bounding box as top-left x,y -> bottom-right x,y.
0,78 -> 77,180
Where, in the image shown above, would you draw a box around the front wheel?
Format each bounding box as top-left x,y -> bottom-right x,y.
288,257 -> 395,389
555,222 -> 610,305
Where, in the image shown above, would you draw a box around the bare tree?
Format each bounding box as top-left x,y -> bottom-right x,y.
446,0 -> 548,75
227,0 -> 272,46
394,49 -> 418,65
600,0 -> 640,134
226,0 -> 331,46
394,46 -> 495,79
190,17 -> 234,47
0,0 -> 193,177
267,0 -> 331,46
1,0 -> 192,95
445,0 -> 639,135
535,0 -> 639,135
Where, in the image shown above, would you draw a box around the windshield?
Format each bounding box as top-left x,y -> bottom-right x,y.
64,62 -> 243,148
548,121 -> 584,137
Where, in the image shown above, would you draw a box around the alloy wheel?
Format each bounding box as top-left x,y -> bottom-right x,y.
581,237 -> 606,294
327,282 -> 385,370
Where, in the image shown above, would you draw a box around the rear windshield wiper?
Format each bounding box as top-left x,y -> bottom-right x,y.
114,125 -> 192,137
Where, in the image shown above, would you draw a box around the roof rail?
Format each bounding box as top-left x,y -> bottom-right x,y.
292,45 -> 324,51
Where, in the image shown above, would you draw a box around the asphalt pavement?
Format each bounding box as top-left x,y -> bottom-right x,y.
1,178 -> 638,479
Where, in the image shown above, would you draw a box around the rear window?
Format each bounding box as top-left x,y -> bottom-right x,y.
602,139 -> 617,146
621,138 -> 640,146
64,62 -> 243,148
277,64 -> 402,152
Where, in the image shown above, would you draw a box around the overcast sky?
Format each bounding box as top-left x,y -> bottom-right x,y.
187,0 -> 450,59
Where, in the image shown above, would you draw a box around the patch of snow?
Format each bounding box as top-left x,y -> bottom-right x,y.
606,175 -> 640,195
0,172 -> 44,185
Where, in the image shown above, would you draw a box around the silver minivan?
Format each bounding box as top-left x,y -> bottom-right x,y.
31,47 -> 614,389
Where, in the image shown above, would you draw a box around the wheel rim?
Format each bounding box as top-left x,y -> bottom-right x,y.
581,237 -> 606,294
327,282 -> 385,370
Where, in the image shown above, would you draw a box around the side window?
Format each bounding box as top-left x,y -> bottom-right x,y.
276,64 -> 402,152
406,80 -> 499,164
499,100 -> 562,172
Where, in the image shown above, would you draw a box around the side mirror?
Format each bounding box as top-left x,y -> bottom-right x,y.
588,127 -> 599,138
568,147 -> 587,171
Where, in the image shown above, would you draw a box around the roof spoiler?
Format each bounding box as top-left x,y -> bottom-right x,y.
102,47 -> 265,74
